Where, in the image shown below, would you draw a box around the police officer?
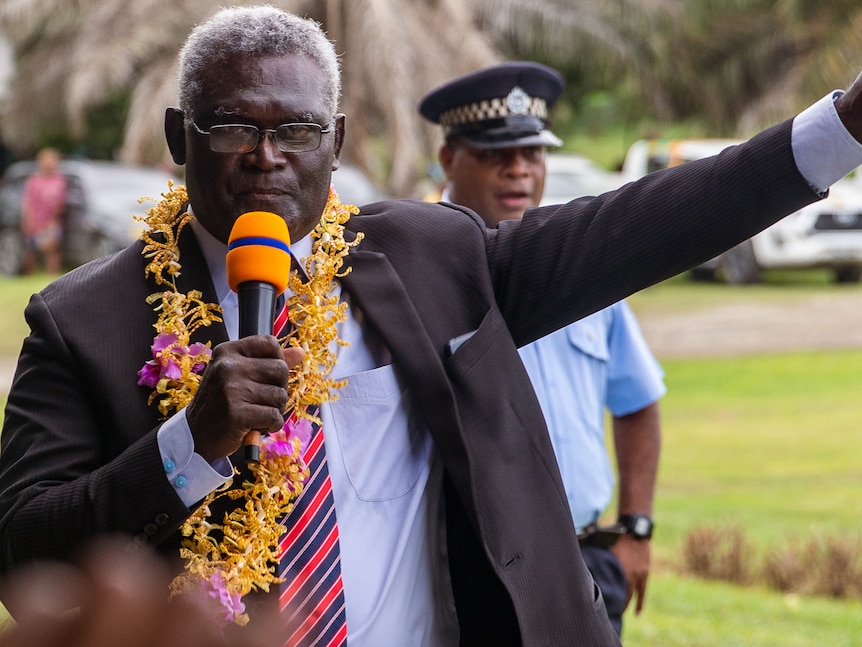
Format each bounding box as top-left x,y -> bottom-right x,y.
419,63 -> 665,636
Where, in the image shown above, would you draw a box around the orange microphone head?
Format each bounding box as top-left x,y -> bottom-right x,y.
226,211 -> 292,293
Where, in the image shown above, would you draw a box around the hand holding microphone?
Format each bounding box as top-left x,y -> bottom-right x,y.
226,211 -> 292,463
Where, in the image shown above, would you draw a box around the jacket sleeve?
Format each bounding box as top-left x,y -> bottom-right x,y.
0,261 -> 193,577
487,120 -> 820,346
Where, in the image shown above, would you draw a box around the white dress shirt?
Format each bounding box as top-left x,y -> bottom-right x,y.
158,218 -> 459,646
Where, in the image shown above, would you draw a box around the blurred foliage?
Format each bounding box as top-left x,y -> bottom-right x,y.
2,0 -> 862,189
29,91 -> 131,161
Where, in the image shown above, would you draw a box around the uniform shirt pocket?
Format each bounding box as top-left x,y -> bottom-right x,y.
565,316 -> 610,362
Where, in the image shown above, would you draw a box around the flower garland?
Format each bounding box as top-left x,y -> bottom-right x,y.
135,182 -> 361,625
135,183 -> 221,415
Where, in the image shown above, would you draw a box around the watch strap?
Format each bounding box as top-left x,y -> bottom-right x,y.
618,513 -> 654,540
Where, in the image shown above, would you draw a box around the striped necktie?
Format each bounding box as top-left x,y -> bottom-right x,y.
274,297 -> 347,646
273,293 -> 289,339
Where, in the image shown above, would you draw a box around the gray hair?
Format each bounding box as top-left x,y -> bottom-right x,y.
177,5 -> 341,117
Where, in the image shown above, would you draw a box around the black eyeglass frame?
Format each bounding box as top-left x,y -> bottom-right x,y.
188,118 -> 335,154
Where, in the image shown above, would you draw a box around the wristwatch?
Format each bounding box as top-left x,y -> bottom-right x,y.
618,513 -> 654,541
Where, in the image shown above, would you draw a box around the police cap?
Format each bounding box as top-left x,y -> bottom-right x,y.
418,61 -> 564,149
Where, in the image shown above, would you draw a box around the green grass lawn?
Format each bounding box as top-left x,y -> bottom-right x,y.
624,573 -> 862,647
619,273 -> 862,644
0,274 -> 53,415
2,271 -> 862,643
0,274 -> 53,358
654,349 -> 862,552
609,347 -> 862,646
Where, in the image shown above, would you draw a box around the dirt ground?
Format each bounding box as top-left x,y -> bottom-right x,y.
634,290 -> 862,359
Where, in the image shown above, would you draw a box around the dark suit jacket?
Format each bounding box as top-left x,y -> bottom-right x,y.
0,121 -> 817,645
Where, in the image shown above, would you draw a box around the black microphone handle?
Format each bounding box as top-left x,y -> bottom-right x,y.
237,280 -> 277,338
237,280 -> 278,463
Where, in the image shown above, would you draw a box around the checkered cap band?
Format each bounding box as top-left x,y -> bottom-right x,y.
440,96 -> 548,130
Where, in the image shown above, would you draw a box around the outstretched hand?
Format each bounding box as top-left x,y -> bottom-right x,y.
185,336 -> 305,463
835,71 -> 862,143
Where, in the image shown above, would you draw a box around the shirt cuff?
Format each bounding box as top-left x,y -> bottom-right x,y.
792,91 -> 862,194
157,409 -> 233,507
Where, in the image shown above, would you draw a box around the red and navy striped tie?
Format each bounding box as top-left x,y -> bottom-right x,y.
274,297 -> 347,646
273,293 -> 289,340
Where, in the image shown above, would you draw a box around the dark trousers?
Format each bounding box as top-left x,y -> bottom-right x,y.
580,544 -> 628,636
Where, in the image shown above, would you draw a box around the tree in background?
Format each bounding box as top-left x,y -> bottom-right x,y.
623,0 -> 862,136
0,0 -> 678,195
0,0 -> 498,196
2,0 -> 860,195
492,0 -> 862,138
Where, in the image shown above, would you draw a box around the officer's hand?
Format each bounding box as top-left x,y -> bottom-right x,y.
610,534 -> 651,615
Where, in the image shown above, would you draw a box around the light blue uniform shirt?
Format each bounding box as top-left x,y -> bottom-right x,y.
518,302 -> 665,530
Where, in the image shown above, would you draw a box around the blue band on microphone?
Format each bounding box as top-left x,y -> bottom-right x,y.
227,236 -> 291,254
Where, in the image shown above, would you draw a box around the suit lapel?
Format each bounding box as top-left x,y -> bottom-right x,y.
339,250 -> 434,371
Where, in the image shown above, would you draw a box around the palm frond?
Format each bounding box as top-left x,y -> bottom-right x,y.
2,0 -> 860,195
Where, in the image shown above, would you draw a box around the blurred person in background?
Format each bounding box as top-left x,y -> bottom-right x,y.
419,62 -> 665,636
20,147 -> 66,275
0,540 -> 280,647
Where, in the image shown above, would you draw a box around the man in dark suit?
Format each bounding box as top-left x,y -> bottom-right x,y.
2,5 -> 862,646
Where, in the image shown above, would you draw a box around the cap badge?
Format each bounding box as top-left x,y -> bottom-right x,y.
506,86 -> 531,115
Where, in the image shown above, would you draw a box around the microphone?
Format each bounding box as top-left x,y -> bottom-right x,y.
226,211 -> 292,463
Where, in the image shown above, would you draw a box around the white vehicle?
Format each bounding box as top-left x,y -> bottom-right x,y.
540,153 -> 623,205
621,138 -> 862,284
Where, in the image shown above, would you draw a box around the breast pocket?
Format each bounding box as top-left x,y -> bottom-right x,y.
565,316 -> 610,362
327,365 -> 430,502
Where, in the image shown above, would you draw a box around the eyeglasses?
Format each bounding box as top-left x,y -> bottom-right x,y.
189,119 -> 334,154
